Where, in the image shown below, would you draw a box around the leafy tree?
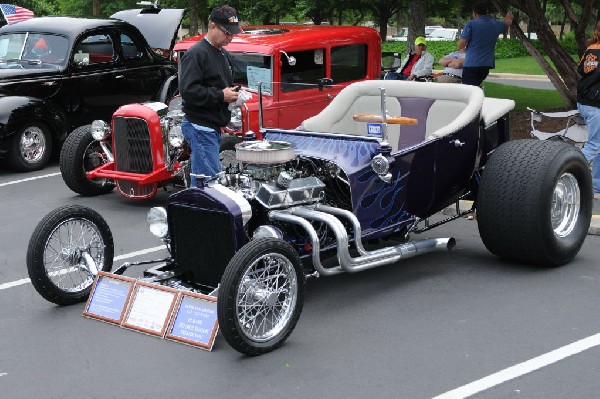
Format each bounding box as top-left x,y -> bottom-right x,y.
493,0 -> 593,107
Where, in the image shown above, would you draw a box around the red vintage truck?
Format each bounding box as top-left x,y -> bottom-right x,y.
59,25 -> 382,200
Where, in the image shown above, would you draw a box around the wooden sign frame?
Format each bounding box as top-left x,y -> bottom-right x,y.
166,291 -> 219,350
121,281 -> 179,337
83,272 -> 136,325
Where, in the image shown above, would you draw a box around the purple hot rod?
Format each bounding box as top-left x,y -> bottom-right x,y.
26,80 -> 593,355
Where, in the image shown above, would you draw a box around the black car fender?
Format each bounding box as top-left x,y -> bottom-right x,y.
0,95 -> 68,143
156,74 -> 178,103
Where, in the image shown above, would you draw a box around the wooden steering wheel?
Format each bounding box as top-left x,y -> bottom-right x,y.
353,114 -> 418,125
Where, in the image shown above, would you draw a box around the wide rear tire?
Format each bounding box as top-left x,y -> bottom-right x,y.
217,238 -> 305,355
60,125 -> 115,196
477,140 -> 592,266
27,205 -> 114,305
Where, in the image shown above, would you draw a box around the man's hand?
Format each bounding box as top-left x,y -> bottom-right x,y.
223,86 -> 240,103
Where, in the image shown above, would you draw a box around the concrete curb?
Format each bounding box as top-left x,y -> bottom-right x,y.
487,72 -> 551,81
441,200 -> 600,236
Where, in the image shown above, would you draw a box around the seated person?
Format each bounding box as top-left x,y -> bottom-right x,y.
436,47 -> 465,83
385,36 -> 433,81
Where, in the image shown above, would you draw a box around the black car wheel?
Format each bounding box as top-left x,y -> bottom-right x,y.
477,140 -> 593,266
27,205 -> 114,305
217,238 -> 305,356
7,122 -> 52,172
60,125 -> 115,196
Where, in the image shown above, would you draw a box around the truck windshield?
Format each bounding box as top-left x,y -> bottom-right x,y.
230,52 -> 273,95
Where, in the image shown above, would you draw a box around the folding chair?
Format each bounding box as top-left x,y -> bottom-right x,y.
528,107 -> 589,148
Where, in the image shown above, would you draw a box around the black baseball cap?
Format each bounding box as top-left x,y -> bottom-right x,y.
210,5 -> 241,34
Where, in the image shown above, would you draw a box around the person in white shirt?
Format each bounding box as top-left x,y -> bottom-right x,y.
385,36 -> 434,81
436,47 -> 465,83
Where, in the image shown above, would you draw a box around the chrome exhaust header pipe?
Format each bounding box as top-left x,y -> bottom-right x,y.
268,211 -> 344,276
269,206 -> 455,275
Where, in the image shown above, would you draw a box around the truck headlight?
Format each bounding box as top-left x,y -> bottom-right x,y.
147,207 -> 168,238
168,125 -> 184,147
91,120 -> 109,140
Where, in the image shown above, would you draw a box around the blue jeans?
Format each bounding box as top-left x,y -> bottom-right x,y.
181,118 -> 221,187
577,103 -> 600,193
384,72 -> 409,80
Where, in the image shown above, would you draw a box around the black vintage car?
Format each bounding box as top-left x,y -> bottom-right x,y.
0,5 -> 185,171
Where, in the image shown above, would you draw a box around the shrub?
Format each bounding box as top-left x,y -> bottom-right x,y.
383,36 -> 577,61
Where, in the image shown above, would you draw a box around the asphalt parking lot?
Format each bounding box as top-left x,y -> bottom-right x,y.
1,166 -> 599,398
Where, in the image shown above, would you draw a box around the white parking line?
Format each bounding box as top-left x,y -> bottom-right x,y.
0,172 -> 61,188
433,333 -> 600,399
0,245 -> 166,291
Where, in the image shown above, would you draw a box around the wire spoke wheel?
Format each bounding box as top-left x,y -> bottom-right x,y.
236,253 -> 298,342
43,218 -> 106,293
218,238 -> 305,355
27,205 -> 114,305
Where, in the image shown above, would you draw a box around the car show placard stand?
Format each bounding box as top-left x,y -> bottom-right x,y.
121,281 -> 179,337
84,274 -> 219,351
166,291 -> 219,350
83,272 -> 135,325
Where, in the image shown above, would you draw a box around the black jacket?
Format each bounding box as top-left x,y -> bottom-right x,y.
577,43 -> 600,108
179,38 -> 233,131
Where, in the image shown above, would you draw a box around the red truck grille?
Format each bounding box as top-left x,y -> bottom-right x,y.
113,116 -> 153,173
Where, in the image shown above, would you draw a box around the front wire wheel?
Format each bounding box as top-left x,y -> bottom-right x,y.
218,238 -> 305,355
27,205 -> 114,305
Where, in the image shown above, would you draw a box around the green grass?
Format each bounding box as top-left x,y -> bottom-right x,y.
492,55 -> 579,74
483,81 -> 567,111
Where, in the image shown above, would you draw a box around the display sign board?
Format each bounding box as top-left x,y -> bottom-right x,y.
166,292 -> 219,350
121,281 -> 178,337
83,272 -> 135,324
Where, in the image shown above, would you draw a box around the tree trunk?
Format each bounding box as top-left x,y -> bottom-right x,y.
493,0 -> 594,108
189,0 -> 198,36
92,0 -> 100,17
407,0 -> 426,53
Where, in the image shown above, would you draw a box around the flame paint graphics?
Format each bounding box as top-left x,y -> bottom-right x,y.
354,164 -> 411,230
263,132 -> 379,172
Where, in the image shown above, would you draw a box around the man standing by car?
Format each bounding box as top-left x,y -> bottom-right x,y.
458,1 -> 513,86
179,5 -> 241,186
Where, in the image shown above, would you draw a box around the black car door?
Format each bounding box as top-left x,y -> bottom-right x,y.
61,30 -> 129,131
119,30 -> 168,104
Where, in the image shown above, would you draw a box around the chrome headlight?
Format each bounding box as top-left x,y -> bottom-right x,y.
227,107 -> 242,130
147,207 -> 168,238
168,125 -> 184,147
91,120 -> 110,140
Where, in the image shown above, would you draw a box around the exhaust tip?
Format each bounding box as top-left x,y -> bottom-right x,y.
447,237 -> 456,251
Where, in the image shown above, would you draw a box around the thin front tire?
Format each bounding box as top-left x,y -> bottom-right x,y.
27,205 -> 114,305
218,238 -> 305,355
